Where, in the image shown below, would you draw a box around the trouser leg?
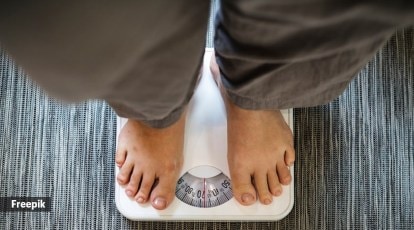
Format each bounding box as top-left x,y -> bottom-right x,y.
0,0 -> 210,128
215,1 -> 414,109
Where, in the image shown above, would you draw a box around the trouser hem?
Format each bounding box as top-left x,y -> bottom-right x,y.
221,77 -> 350,110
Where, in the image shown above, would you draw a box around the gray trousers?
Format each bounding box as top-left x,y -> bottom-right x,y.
0,1 -> 413,128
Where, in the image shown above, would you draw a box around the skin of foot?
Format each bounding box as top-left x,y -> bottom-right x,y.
210,54 -> 295,206
115,112 -> 186,210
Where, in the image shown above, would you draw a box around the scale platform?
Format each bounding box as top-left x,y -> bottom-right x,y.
115,48 -> 294,221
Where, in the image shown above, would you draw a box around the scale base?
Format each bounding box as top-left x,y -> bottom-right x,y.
115,48 -> 294,221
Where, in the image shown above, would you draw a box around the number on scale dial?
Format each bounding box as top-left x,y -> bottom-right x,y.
175,172 -> 233,208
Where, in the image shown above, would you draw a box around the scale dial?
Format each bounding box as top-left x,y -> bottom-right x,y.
175,166 -> 233,208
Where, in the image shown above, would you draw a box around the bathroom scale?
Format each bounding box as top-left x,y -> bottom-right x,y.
115,48 -> 294,221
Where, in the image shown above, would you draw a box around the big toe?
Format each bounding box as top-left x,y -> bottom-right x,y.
231,171 -> 257,206
150,175 -> 177,210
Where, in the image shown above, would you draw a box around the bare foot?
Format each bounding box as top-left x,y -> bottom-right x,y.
115,113 -> 185,210
226,103 -> 295,205
210,53 -> 295,206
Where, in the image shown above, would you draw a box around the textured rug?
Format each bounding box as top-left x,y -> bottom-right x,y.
0,2 -> 413,229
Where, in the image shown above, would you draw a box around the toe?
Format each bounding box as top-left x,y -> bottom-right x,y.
115,145 -> 127,168
125,168 -> 142,198
284,146 -> 296,166
277,161 -> 292,185
267,170 -> 283,196
230,171 -> 256,206
135,173 -> 155,204
150,174 -> 177,210
117,160 -> 134,185
254,171 -> 273,205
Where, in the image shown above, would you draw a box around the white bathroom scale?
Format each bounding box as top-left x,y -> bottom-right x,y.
115,48 -> 294,221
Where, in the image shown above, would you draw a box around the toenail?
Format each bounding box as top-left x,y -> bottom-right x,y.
136,197 -> 145,203
153,197 -> 167,209
241,193 -> 254,203
126,190 -> 133,197
274,188 -> 282,196
264,198 -> 272,205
